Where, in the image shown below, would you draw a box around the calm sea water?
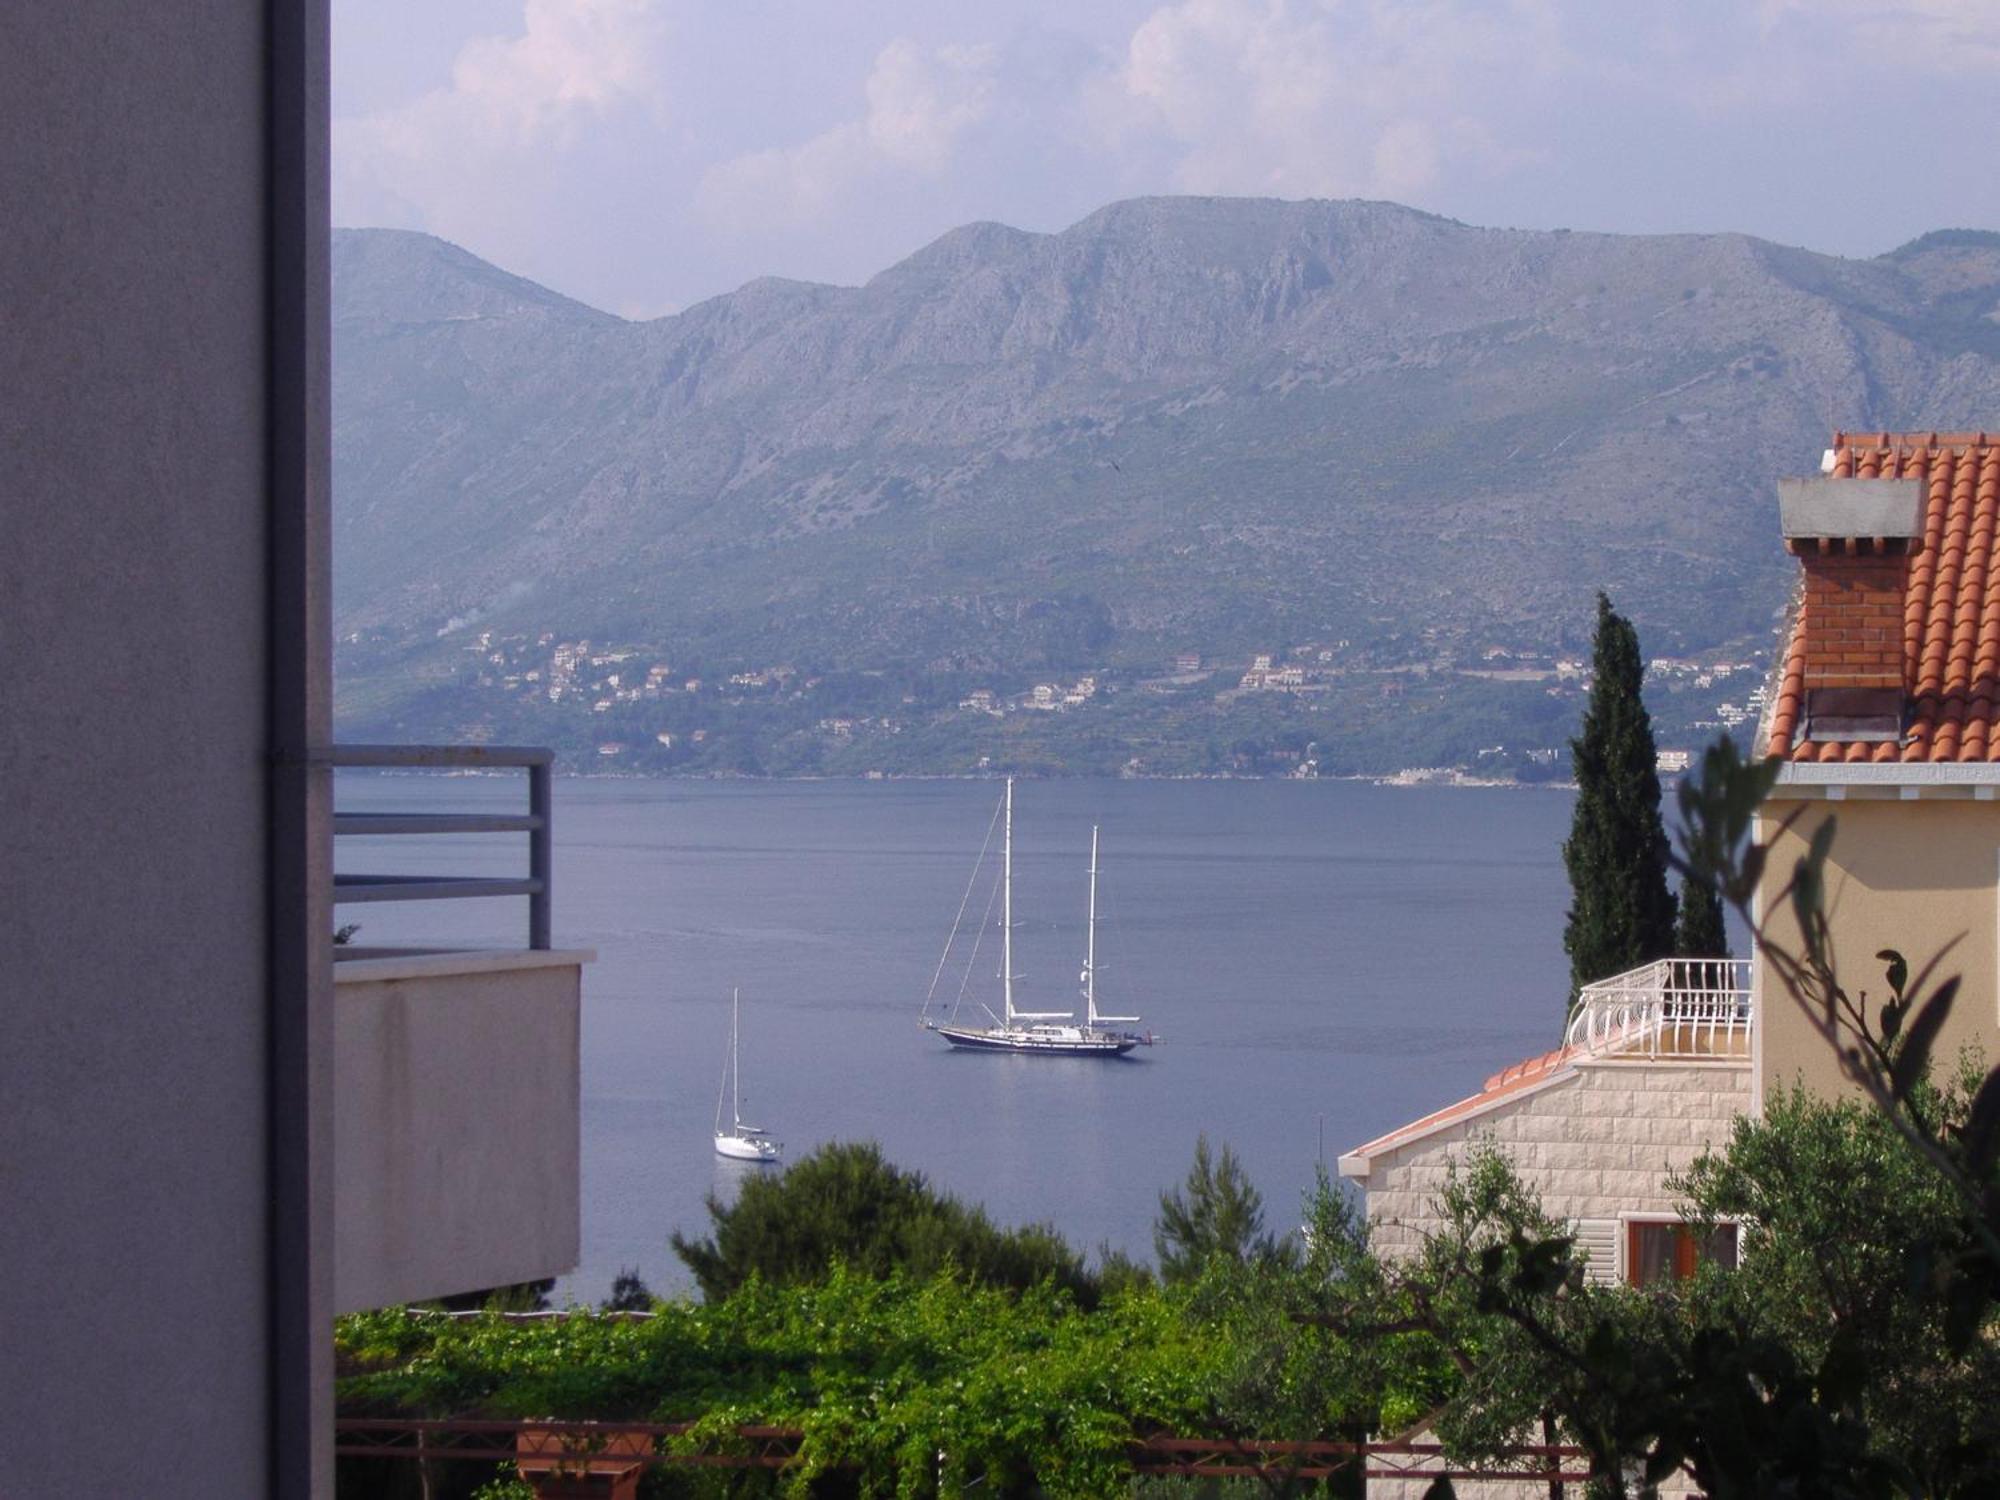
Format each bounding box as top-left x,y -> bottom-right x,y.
335,776 -> 1580,1302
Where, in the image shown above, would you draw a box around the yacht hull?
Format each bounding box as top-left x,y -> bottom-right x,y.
929,1023 -> 1146,1057
714,1132 -> 781,1162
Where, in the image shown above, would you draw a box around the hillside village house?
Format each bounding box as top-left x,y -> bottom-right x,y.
1340,429 -> 2000,1493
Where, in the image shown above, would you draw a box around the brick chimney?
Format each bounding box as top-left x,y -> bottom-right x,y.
1777,476 -> 1924,741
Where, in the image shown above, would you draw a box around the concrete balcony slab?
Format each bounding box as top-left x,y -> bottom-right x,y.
333,946 -> 593,1313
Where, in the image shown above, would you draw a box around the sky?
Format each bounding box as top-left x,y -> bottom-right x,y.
333,0 -> 2000,320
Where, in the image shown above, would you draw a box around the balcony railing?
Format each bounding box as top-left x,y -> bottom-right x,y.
330,744 -> 552,949
1563,957 -> 1753,1060
334,1416 -> 1590,1487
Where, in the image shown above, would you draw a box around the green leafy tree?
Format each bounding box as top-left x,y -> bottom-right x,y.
601,1267 -> 653,1313
1310,1143 -> 1897,1498
469,1466 -> 534,1500
670,1140 -> 1098,1304
1562,593 -> 1677,1008
1154,1135 -> 1291,1284
1679,1076 -> 2000,1492
338,1269 -> 1228,1499
1187,1170 -> 1442,1497
1091,1244 -> 1156,1300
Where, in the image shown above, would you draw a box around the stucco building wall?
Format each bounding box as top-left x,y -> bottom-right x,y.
1,4 -> 331,1495
1757,795 -> 2000,1106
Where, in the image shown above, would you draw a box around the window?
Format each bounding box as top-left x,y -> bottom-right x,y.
1626,1221 -> 1737,1286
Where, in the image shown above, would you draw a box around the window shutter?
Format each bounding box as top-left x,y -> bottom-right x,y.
1573,1218 -> 1619,1284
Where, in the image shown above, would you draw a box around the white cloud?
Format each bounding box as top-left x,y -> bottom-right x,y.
327,0 -> 2000,313
1103,0 -> 1555,200
335,0 -> 667,232
694,3 -> 1563,246
696,39 -> 998,235
443,0 -> 662,141
1758,0 -> 2000,71
865,39 -> 999,170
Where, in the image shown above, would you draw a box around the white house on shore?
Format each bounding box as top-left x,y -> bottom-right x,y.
1338,958 -> 1752,1283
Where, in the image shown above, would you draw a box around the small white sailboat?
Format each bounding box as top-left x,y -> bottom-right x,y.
713,987 -> 781,1162
922,780 -> 1156,1057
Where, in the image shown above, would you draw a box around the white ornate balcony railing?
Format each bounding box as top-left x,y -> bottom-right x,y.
1563,957 -> 1753,1060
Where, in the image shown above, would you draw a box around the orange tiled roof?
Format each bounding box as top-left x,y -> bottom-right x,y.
1342,1044 -> 1579,1164
1766,432 -> 2000,763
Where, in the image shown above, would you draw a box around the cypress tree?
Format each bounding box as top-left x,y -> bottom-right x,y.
1562,593 -> 1677,1009
1674,869 -> 1729,961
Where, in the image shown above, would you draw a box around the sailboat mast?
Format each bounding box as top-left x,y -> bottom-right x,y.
1086,825 -> 1099,1026
1002,778 -> 1015,1026
730,987 -> 742,1130
714,990 -> 731,1134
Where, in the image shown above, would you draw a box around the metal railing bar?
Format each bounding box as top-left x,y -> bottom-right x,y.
328,1446 -> 1591,1484
529,759 -> 551,951
331,1444 -> 794,1470
334,1422 -> 1586,1459
333,812 -> 544,835
1565,957 -> 1754,1058
328,743 -> 554,949
332,1419 -> 1592,1484
334,875 -> 544,903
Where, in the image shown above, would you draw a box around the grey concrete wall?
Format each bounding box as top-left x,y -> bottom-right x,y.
0,4 -> 330,1495
333,953 -> 586,1313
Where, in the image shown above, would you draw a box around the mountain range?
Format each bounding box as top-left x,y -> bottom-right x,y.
331,198 -> 2000,770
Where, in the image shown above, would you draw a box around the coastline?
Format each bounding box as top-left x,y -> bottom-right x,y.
345,764 -> 1580,790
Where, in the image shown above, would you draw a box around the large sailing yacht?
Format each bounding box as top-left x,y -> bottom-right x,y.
922,779 -> 1156,1057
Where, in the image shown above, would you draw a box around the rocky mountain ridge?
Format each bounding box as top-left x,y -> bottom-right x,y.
331,199 -> 2000,767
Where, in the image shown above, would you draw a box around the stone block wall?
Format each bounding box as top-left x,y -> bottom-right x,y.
1358,1058 -> 1751,1277
1355,1057 -> 1747,1499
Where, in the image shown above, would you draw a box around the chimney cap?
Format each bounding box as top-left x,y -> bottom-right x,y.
1778,476 -> 1924,542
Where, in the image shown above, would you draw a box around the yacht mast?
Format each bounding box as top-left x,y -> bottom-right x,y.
1084,826 -> 1140,1025
714,990 -> 732,1134
730,987 -> 742,1130
1002,778 -> 1015,1027
1086,824 -> 1099,1027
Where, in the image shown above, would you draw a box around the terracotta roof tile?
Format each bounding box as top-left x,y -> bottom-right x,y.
1765,600 -> 1810,757
1342,1045 -> 1579,1163
1767,433 -> 2000,763
1964,700 -> 1990,761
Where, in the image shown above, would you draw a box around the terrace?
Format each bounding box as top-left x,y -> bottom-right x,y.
330,745 -> 592,1314
1563,956 -> 1754,1062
